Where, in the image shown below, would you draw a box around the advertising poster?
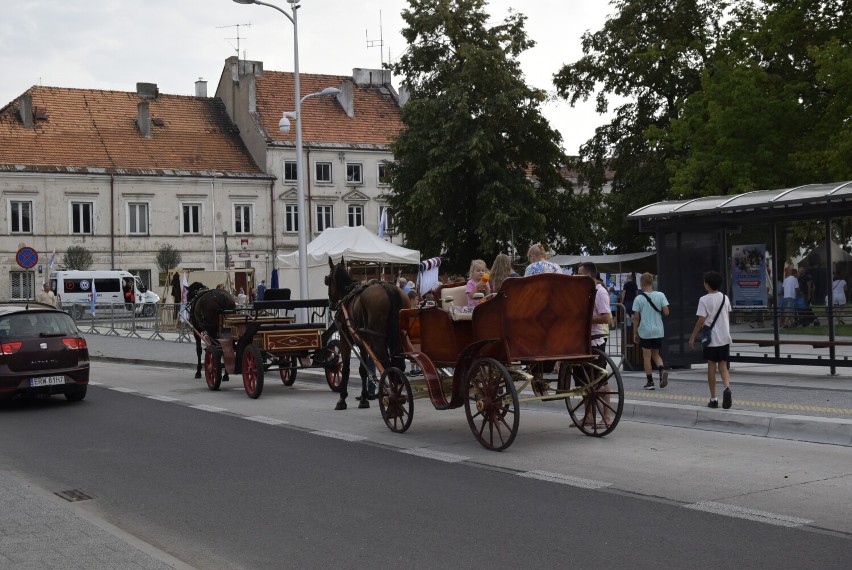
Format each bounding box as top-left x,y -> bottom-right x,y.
731,244 -> 768,307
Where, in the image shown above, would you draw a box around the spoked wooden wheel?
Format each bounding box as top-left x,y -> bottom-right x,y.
559,348 -> 624,436
278,355 -> 298,386
204,347 -> 222,391
465,358 -> 519,451
323,340 -> 343,393
378,367 -> 413,433
242,345 -> 265,399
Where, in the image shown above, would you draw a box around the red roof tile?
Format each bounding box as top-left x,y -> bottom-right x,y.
0,86 -> 265,176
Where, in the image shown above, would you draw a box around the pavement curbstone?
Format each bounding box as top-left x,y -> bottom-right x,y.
695,408 -> 773,437
767,415 -> 852,446
629,400 -> 699,429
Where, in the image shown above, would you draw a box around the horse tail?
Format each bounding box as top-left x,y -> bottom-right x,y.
384,284 -> 403,360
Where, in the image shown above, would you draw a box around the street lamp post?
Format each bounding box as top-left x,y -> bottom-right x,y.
233,0 -> 338,303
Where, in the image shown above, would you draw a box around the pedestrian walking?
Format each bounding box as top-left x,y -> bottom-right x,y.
688,271 -> 733,409
631,272 -> 669,390
781,266 -> 798,327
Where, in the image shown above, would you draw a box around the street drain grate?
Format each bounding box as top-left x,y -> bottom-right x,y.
55,489 -> 94,502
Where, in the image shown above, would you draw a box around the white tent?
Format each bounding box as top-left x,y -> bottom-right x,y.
276,226 -> 421,300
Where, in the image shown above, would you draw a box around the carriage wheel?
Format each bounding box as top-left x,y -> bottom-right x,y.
323,340 -> 343,393
204,347 -> 222,391
279,355 -> 298,386
464,358 -> 519,451
560,348 -> 624,436
242,345 -> 265,399
378,367 -> 413,433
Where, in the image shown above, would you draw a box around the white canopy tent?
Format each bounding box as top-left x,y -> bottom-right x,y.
276,226 -> 421,300
550,251 -> 657,273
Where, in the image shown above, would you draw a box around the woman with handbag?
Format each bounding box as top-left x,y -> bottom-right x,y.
688,271 -> 733,409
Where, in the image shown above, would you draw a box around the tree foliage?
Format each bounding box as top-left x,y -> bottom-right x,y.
155,243 -> 182,274
62,246 -> 93,271
387,0 -> 569,272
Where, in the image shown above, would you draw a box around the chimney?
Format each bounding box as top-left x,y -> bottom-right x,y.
137,101 -> 151,138
336,80 -> 355,118
136,82 -> 159,99
19,94 -> 34,128
195,78 -> 208,97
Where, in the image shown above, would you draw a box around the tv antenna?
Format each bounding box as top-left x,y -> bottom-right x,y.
366,11 -> 385,68
218,23 -> 252,59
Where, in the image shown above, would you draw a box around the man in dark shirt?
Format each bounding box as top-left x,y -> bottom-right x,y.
797,267 -> 814,306
619,273 -> 639,316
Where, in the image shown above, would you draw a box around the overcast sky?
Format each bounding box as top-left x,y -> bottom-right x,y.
0,0 -> 616,155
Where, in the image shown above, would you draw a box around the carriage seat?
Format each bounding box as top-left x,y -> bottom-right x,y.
439,284 -> 474,321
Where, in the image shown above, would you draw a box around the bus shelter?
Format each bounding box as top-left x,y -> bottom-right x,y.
627,181 -> 852,374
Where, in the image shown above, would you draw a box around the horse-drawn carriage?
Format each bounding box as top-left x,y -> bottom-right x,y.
329,265 -> 624,452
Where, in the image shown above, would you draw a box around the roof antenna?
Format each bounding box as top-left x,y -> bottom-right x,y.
366,11 -> 385,68
218,22 -> 252,59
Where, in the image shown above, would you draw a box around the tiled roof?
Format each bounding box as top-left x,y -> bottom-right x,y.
255,71 -> 403,147
0,86 -> 266,177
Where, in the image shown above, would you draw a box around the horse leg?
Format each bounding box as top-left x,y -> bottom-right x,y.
335,348 -> 350,410
194,333 -> 202,379
356,363 -> 371,409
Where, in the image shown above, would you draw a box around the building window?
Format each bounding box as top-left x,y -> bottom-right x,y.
128,203 -> 148,235
347,205 -> 364,227
316,205 -> 333,232
10,271 -> 35,301
182,203 -> 202,234
234,204 -> 252,234
71,202 -> 94,235
10,201 -> 32,234
346,163 -> 363,184
284,160 -> 298,182
315,162 -> 332,183
284,204 -> 298,233
377,162 -> 390,186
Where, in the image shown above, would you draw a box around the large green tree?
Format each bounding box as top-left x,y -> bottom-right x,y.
387,0 -> 570,272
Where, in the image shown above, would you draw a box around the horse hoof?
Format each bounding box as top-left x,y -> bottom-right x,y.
194,372 -> 201,379
358,399 -> 370,409
335,400 -> 347,411
222,374 -> 229,382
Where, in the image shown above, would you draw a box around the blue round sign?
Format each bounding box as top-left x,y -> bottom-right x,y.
16,247 -> 38,269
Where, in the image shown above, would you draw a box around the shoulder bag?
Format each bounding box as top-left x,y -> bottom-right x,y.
700,294 -> 726,346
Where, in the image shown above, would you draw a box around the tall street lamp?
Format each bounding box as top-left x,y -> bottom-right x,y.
233,0 -> 334,302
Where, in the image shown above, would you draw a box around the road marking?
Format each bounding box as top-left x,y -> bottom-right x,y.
147,395 -> 181,402
245,416 -> 288,425
684,501 -> 813,527
518,470 -> 611,489
399,448 -> 468,463
109,387 -> 137,393
311,430 -> 367,442
625,391 -> 852,415
190,404 -> 228,413
88,381 -> 103,386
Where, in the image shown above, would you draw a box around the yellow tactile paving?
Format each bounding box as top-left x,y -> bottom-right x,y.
625,391 -> 852,416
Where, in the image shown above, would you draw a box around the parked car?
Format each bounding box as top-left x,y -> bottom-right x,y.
0,302 -> 89,402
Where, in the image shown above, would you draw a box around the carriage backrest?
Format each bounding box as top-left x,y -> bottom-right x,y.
434,281 -> 468,310
472,273 -> 595,361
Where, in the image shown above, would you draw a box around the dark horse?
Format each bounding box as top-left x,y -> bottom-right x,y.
186,282 -> 236,379
326,257 -> 410,410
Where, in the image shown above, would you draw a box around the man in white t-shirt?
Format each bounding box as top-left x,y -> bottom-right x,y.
781,267 -> 799,327
688,271 -> 733,409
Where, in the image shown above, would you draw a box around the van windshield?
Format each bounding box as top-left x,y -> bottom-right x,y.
135,278 -> 147,293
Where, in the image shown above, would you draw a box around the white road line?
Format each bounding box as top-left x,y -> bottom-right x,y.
684,501 -> 813,528
310,430 -> 368,442
245,416 -> 289,425
517,470 -> 611,489
109,387 -> 137,393
399,448 -> 468,463
190,404 -> 228,413
147,395 -> 181,402
88,381 -> 103,386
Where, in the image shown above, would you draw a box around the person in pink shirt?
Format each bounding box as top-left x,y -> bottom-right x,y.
465,259 -> 491,308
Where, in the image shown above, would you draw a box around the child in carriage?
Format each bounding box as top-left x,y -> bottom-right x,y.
464,259 -> 491,310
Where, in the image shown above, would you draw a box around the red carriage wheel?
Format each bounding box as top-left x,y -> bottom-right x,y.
378,367 -> 413,433
323,339 -> 343,393
560,348 -> 624,436
464,357 -> 519,451
242,345 -> 265,399
204,347 -> 222,391
279,355 -> 298,386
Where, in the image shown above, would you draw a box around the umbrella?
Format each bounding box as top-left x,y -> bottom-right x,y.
270,269 -> 279,289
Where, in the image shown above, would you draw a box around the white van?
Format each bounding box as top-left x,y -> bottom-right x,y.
48,270 -> 160,319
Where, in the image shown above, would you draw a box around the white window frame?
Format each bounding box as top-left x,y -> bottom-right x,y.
315,161 -> 332,184
377,162 -> 390,186
234,204 -> 252,235
127,202 -> 149,236
70,201 -> 94,235
284,204 -> 299,233
284,160 -> 298,183
316,204 -> 333,233
10,200 -> 33,234
346,163 -> 363,185
181,202 -> 202,235
347,204 -> 364,227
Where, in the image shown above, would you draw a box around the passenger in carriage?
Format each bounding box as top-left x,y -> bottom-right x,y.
577,261 -> 615,427
464,259 -> 491,309
523,243 -> 561,276
488,253 -> 520,295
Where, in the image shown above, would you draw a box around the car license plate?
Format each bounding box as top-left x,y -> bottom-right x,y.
30,376 -> 66,387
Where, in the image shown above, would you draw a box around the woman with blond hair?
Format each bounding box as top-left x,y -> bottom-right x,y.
489,253 -> 519,293
524,243 -> 561,276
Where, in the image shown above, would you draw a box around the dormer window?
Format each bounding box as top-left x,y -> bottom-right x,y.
346,163 -> 363,185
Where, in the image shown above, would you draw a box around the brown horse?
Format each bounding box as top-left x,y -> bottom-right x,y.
187,283 -> 236,379
326,257 -> 410,410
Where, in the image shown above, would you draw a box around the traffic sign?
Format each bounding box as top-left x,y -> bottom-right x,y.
16,247 -> 38,269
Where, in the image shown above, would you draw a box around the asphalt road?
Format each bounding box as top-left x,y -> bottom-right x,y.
1,382 -> 851,569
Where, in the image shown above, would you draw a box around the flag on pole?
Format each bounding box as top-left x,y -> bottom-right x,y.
47,248 -> 55,271
89,279 -> 97,316
179,273 -> 189,323
378,207 -> 387,238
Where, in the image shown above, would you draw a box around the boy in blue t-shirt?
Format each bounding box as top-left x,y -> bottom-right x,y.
632,272 -> 670,390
